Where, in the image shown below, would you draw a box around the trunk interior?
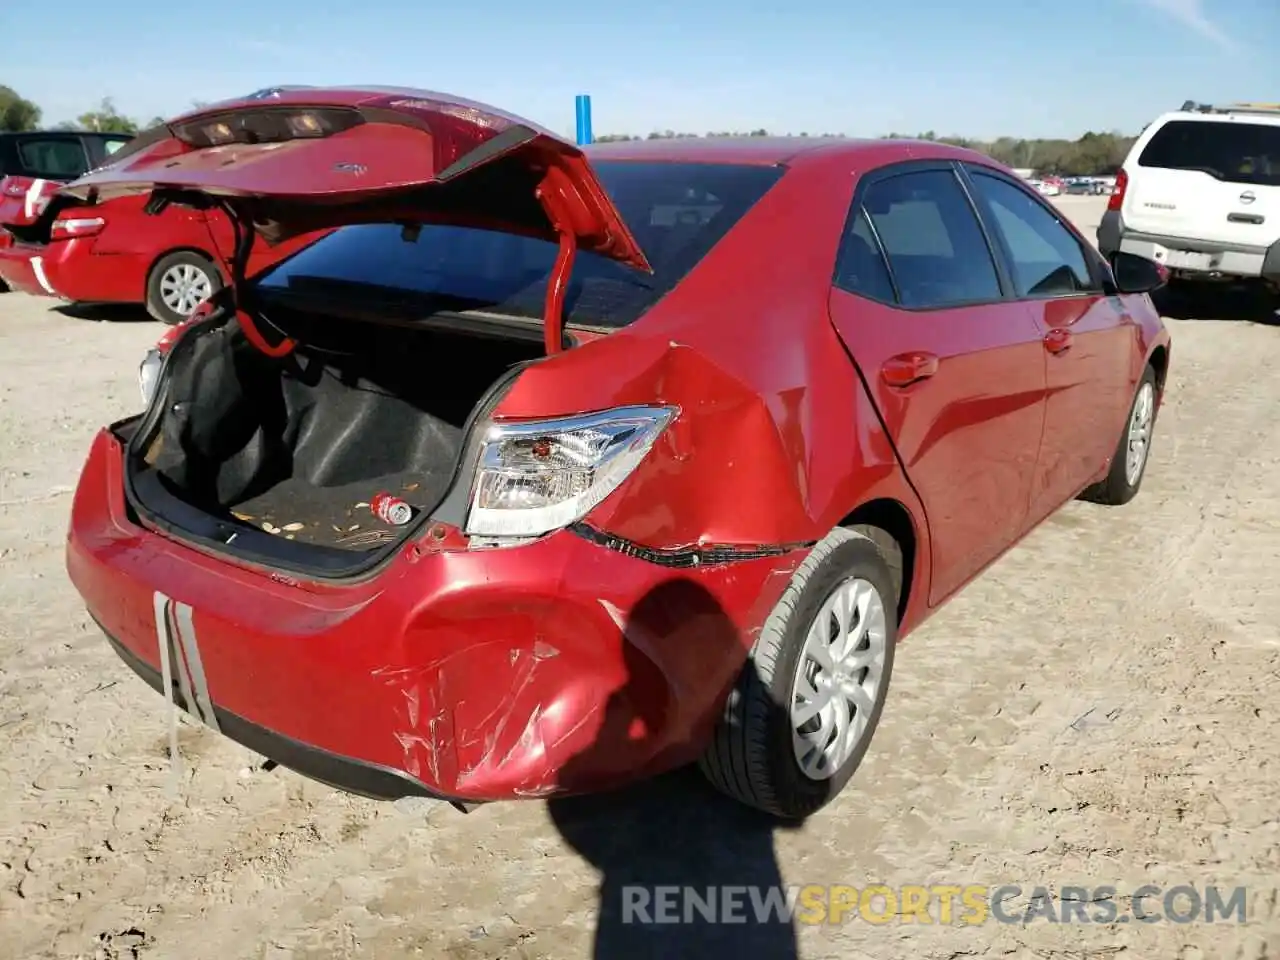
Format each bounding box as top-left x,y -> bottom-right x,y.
130,310 -> 546,569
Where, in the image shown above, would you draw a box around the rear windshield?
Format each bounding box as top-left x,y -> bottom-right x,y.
15,137 -> 89,179
1138,119 -> 1280,187
253,161 -> 784,329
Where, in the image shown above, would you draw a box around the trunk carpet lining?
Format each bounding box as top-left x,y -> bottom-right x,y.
227,469 -> 448,550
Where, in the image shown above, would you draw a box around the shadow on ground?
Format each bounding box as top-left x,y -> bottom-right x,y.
1153,282 -> 1280,325
548,576 -> 805,960
53,302 -> 154,323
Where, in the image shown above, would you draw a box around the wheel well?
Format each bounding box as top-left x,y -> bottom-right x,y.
838,498 -> 916,622
1148,344 -> 1169,395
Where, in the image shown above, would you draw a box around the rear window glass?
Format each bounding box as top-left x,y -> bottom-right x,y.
15,138 -> 88,178
253,161 -> 784,329
1138,119 -> 1280,187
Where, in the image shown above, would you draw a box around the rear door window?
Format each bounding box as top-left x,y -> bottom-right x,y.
15,137 -> 90,179
967,171 -> 1101,298
859,169 -> 1003,309
253,161 -> 785,329
834,208 -> 896,303
1138,119 -> 1280,187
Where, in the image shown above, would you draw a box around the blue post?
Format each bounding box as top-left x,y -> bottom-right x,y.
575,94 -> 593,146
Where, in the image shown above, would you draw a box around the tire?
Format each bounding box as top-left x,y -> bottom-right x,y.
1080,364 -> 1158,506
145,251 -> 223,325
699,528 -> 898,820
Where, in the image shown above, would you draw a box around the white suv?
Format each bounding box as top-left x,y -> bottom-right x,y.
1097,101 -> 1280,294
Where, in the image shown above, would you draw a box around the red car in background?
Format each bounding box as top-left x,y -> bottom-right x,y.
0,178 -> 323,323
63,89 -> 1170,819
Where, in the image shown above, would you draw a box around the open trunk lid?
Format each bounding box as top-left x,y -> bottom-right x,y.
57,88 -> 651,271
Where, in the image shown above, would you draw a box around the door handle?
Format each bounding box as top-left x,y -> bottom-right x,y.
1044,328 -> 1073,354
881,351 -> 939,387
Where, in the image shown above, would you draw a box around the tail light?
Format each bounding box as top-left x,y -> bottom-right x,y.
139,349 -> 163,406
50,216 -> 107,241
464,406 -> 677,541
1107,169 -> 1128,211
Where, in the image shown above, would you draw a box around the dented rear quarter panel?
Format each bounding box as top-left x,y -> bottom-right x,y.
494,155 -> 935,633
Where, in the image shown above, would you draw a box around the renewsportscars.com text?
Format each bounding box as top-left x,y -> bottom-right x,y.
621,884 -> 1250,925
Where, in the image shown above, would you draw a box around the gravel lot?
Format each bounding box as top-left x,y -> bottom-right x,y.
1,197 -> 1277,960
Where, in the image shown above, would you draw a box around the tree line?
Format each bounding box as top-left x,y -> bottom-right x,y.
2,84 -> 1134,177
1,85 -> 199,138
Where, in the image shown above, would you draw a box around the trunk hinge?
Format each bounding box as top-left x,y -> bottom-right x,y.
222,201 -> 296,358
535,167 -> 581,356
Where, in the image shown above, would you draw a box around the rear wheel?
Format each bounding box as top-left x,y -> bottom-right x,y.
146,251 -> 222,325
1080,364 -> 1158,506
699,528 -> 897,819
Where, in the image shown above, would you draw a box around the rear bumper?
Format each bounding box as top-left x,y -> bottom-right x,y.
1098,210 -> 1280,283
0,241 -> 60,297
0,237 -> 148,302
100,622 -> 456,803
68,427 -> 803,802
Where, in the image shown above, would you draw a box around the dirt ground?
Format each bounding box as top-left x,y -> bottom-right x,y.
1,196 -> 1278,960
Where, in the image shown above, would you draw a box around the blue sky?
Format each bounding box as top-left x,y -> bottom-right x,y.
2,0 -> 1275,140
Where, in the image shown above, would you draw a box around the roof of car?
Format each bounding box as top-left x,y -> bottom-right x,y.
584,135 -> 1002,170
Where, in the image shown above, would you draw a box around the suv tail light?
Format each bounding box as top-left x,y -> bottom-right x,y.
1107,169 -> 1128,211
50,216 -> 107,241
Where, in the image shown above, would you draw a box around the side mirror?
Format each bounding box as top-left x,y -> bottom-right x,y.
1109,251 -> 1169,294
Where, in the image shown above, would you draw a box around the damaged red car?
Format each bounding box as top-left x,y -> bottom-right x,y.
63,88 -> 1171,819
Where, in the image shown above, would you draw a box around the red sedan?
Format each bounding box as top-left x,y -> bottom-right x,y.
63,88 -> 1170,819
0,174 -> 321,323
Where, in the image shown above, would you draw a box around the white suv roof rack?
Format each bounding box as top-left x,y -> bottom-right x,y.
1178,100 -> 1280,117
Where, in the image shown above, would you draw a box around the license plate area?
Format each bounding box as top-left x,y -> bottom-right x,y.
1160,249 -> 1215,271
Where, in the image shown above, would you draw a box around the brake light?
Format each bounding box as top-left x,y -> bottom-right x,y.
464,406 -> 677,541
50,216 -> 107,240
1107,169 -> 1128,211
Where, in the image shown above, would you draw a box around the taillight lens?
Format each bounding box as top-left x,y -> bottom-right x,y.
1107,169 -> 1128,211
139,348 -> 162,406
50,216 -> 106,240
464,406 -> 677,540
